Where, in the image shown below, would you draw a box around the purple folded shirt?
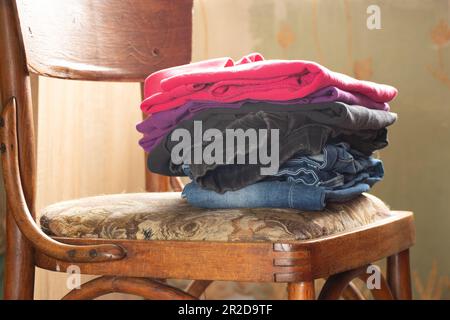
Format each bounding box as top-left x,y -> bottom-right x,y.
137,86 -> 390,152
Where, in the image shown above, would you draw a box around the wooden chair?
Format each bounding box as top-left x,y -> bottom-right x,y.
0,0 -> 415,300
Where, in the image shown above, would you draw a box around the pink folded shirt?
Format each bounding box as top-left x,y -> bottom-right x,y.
141,53 -> 397,114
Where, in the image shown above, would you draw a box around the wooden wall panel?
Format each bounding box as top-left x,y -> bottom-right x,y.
34,77 -> 145,300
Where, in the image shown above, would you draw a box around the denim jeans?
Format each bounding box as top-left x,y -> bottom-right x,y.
270,143 -> 384,189
188,108 -> 390,193
182,144 -> 383,211
181,180 -> 371,211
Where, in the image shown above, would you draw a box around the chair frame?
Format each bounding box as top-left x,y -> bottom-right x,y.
0,0 -> 415,300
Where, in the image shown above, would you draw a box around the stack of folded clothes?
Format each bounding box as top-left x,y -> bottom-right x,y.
138,53 -> 397,211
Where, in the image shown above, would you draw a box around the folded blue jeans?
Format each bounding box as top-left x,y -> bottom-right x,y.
181,143 -> 383,211
271,143 -> 384,189
181,180 -> 371,211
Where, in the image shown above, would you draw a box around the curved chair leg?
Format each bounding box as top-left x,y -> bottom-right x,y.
318,266 -> 367,300
359,272 -> 394,300
342,281 -> 365,300
186,280 -> 213,298
320,265 -> 396,300
387,249 -> 412,300
62,276 -> 197,300
4,215 -> 35,300
287,281 -> 315,300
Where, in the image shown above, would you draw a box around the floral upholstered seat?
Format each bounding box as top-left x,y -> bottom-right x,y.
39,192 -> 391,242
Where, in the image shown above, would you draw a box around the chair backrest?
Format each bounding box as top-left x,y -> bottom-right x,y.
14,0 -> 193,82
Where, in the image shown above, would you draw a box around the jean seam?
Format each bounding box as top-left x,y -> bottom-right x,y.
288,183 -> 294,208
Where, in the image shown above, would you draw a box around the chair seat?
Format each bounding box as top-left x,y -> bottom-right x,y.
39,192 -> 392,242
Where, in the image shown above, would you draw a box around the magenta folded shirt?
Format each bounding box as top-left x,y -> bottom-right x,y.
140,53 -> 397,114
137,86 -> 390,152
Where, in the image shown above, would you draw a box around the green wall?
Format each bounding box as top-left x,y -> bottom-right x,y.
246,0 -> 450,299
